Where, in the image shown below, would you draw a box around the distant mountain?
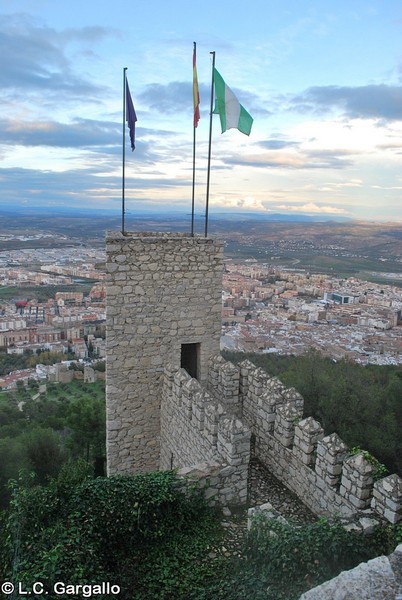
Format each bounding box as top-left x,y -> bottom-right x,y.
0,205 -> 352,224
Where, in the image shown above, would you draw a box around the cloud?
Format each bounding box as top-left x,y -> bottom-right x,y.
211,195 -> 267,211
293,84 -> 402,121
0,118 -> 120,148
139,80 -> 266,122
276,202 -> 348,215
223,146 -> 354,170
0,13 -> 111,98
259,139 -> 300,150
0,165 -> 193,210
139,81 -> 203,114
0,117 -> 182,171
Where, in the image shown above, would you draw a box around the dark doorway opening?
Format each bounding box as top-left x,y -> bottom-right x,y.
181,343 -> 200,380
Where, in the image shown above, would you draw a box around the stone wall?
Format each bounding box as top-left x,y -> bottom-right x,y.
106,233 -> 223,475
160,364 -> 251,506
238,357 -> 402,526
160,353 -> 402,523
105,231 -> 401,521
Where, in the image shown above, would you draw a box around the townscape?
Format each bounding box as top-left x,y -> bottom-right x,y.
1,217 -> 402,600
222,262 -> 402,365
1,223 -> 402,390
2,1 -> 402,597
0,245 -> 106,388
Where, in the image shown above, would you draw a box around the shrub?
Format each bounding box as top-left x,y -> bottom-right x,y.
0,468 -> 220,599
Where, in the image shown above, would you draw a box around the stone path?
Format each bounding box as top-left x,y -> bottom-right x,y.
216,459 -> 316,559
249,460 -> 316,524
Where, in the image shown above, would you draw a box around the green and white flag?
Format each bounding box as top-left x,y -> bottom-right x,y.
213,68 -> 253,136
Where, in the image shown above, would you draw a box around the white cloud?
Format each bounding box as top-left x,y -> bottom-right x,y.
211,195 -> 268,211
276,202 -> 348,215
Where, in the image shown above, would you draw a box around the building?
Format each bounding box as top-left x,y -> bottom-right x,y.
106,231 -> 402,524
106,232 -> 223,474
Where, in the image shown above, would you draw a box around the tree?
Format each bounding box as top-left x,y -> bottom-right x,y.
23,427 -> 65,484
65,395 -> 105,463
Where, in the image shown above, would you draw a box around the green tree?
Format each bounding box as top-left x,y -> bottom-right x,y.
23,427 -> 66,484
65,394 -> 106,462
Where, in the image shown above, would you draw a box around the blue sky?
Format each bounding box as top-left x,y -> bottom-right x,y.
1,0 -> 402,221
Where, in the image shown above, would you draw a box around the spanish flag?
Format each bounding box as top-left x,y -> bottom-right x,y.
193,43 -> 200,128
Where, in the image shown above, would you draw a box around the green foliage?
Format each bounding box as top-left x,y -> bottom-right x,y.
0,379 -> 106,507
24,427 -> 66,483
348,447 -> 389,481
241,516 -> 389,599
93,360 -> 105,371
0,349 -> 69,376
1,468 -> 222,599
1,466 -> 402,600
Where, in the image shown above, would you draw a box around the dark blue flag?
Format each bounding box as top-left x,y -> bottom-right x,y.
126,79 -> 137,151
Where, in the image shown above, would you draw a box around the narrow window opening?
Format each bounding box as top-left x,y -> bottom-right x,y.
181,343 -> 200,380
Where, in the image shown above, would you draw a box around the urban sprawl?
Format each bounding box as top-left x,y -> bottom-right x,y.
1,244 -> 401,390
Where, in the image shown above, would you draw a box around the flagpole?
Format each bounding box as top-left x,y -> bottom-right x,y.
122,67 -> 127,236
191,42 -> 197,237
205,51 -> 215,238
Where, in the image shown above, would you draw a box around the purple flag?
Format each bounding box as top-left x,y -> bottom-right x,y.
126,79 -> 137,151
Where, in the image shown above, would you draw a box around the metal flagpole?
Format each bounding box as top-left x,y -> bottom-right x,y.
191,42 -> 198,237
205,51 -> 215,238
122,67 -> 127,235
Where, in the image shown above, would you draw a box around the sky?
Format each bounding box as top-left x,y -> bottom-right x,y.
1,0 -> 402,222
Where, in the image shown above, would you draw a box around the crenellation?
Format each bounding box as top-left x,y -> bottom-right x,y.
316,433 -> 348,487
281,387 -> 304,412
207,355 -> 241,414
203,402 -> 220,447
107,231 -> 400,521
371,474 -> 402,524
293,417 -> 324,466
248,366 -> 271,396
238,359 -> 254,398
340,453 -> 375,509
273,402 -> 303,448
182,374 -> 200,418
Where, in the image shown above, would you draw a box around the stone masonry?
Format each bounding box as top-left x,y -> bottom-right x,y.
159,352 -> 402,524
160,363 -> 251,506
106,232 -> 223,474
106,231 -> 402,522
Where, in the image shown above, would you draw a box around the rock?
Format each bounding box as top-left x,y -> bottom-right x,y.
299,544 -> 402,600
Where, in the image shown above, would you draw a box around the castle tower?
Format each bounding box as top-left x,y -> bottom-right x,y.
106,232 -> 224,474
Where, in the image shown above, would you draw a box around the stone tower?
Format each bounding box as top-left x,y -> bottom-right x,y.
106,232 -> 224,474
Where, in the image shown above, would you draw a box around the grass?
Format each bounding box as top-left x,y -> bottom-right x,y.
0,282 -> 97,302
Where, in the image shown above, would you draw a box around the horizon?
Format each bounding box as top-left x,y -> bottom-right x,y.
1,1 -> 402,222
1,204 -> 402,228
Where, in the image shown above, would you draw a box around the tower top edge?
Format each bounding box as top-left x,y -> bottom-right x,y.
106,231 -> 223,243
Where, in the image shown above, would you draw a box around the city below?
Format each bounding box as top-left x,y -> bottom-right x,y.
222,261 -> 402,365
0,212 -> 401,388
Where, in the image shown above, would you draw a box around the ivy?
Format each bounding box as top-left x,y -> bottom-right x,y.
242,515 -> 389,599
2,465 -> 401,600
0,466 -> 222,599
348,446 -> 389,481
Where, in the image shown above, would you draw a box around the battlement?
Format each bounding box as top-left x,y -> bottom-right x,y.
160,364 -> 251,506
161,354 -> 402,524
106,233 -> 401,524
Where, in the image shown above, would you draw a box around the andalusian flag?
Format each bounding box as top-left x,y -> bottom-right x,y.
213,68 -> 253,136
193,44 -> 200,128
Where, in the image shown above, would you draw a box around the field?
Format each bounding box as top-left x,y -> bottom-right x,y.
1,211 -> 402,285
